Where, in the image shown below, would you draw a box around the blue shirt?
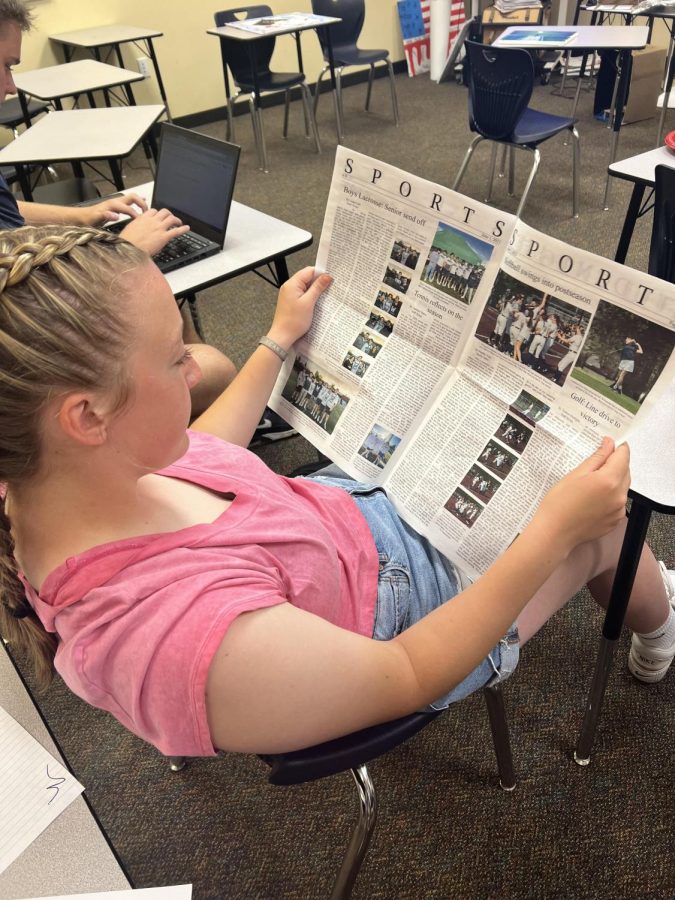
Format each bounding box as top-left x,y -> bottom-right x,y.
0,170 -> 25,229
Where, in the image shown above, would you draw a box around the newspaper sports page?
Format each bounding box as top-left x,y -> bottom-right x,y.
268,147 -> 675,579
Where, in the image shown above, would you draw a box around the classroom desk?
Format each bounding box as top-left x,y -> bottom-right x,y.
207,15 -> 344,142
120,181 -> 313,334
50,25 -> 171,120
577,5 -> 675,145
494,25 -> 649,208
0,105 -> 165,200
14,58 -> 145,117
136,181 -> 313,294
608,145 -> 675,262
0,642 -> 130,899
575,379 -> 675,763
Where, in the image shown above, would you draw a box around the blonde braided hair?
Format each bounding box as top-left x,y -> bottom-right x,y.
0,225 -> 148,687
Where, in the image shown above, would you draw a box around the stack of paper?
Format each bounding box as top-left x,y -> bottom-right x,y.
493,0 -> 543,10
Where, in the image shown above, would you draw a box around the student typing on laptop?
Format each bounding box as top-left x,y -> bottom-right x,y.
0,0 -> 295,439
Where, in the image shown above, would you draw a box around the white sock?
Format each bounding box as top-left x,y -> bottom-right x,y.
636,605 -> 675,649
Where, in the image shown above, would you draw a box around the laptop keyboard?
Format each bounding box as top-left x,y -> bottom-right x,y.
153,232 -> 211,266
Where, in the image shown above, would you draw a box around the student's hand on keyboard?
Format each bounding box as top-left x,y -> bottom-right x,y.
119,208 -> 190,256
79,193 -> 148,227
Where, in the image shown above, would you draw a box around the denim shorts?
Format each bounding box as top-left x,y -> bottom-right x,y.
306,467 -> 519,708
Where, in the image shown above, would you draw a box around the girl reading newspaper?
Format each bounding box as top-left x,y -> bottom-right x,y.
0,226 -> 673,757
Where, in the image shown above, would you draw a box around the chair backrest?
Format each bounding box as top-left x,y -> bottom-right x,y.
214,6 -> 276,85
311,0 -> 365,52
464,41 -> 534,141
648,164 -> 675,282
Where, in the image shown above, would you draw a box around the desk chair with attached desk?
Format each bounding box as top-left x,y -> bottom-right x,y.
213,6 -> 321,173
453,41 -> 580,218
574,172 -> 675,763
169,683 -> 515,900
311,0 -> 400,129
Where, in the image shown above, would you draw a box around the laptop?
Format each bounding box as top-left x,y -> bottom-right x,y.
105,124 -> 240,274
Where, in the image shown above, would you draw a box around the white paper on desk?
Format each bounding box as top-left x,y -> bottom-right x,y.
28,886 -> 193,899
0,704 -> 84,875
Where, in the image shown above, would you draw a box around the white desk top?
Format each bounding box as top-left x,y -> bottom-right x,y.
0,105 -> 164,164
14,59 -> 144,101
580,2 -> 675,18
609,144 -> 675,182
629,375 -> 675,506
50,24 -> 164,48
123,183 -> 312,297
207,16 -> 340,42
494,24 -> 649,49
0,644 -> 129,899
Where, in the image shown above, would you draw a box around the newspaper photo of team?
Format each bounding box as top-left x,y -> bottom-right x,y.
281,356 -> 350,434
421,221 -> 493,305
357,424 -> 402,470
390,238 -> 421,271
375,289 -> 403,317
475,270 -> 592,385
383,265 -> 412,294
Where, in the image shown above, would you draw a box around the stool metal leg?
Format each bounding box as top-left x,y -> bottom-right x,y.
575,495 -> 653,765
329,764 -> 377,900
300,83 -> 322,154
168,756 -> 186,772
574,636 -> 617,766
387,59 -> 400,125
365,63 -> 375,112
483,683 -> 516,791
282,89 -> 291,139
313,64 -> 328,118
452,134 -> 485,192
515,147 -> 541,219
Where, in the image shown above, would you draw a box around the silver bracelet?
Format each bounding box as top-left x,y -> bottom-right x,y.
258,335 -> 288,362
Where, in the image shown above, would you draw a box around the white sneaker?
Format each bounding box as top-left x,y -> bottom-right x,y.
628,562 -> 675,684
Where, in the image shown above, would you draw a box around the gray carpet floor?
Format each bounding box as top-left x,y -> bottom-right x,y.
10,68 -> 675,899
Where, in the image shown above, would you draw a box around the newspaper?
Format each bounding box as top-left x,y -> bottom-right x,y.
268,147 -> 675,580
223,13 -> 335,36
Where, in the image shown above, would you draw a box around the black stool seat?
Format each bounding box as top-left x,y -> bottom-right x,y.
261,710 -> 442,785
32,178 -> 100,206
0,96 -> 49,129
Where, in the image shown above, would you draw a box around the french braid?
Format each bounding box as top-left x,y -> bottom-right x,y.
0,225 -> 147,687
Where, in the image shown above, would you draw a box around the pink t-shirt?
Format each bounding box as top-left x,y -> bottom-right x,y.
22,431 -> 379,757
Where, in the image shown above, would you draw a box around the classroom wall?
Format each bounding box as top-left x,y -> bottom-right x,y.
20,0 -> 406,120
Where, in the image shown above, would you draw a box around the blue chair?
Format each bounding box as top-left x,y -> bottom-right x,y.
453,41 -> 580,219
213,6 -> 321,173
311,0 -> 399,130
169,683 -> 515,899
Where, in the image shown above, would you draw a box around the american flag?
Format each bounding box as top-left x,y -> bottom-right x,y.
398,0 -> 466,77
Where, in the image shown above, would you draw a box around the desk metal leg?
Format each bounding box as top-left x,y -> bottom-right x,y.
16,163 -> 33,201
574,497 -> 652,765
614,182 -> 646,264
146,39 -> 172,122
108,158 -> 125,190
273,255 -> 290,285
603,49 -> 632,210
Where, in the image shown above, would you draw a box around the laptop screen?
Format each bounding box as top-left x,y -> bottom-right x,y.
152,124 -> 240,245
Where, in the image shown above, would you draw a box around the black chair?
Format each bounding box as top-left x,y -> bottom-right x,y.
311,0 -> 399,129
0,95 -> 49,137
647,164 -> 675,281
213,6 -> 321,173
453,41 -> 580,219
169,683 -> 515,899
